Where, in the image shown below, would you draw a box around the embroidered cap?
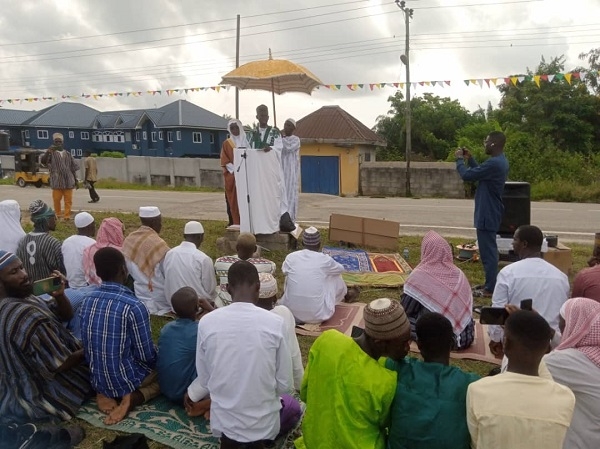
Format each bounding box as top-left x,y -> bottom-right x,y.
139,206 -> 161,218
0,250 -> 18,271
259,272 -> 278,299
302,226 -> 321,247
74,212 -> 94,228
363,298 -> 410,340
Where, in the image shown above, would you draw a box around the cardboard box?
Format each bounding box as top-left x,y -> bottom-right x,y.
542,243 -> 572,275
329,214 -> 399,250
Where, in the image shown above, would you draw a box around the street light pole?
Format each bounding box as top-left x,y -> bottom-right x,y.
397,1 -> 413,197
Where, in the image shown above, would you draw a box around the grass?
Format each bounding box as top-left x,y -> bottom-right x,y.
29,213 -> 594,447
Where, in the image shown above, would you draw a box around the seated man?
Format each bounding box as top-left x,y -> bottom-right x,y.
186,261 -> 294,447
489,225 -> 569,357
122,206 -> 170,315
79,247 -> 158,425
164,221 -> 217,305
214,232 -> 276,307
157,287 -> 214,404
297,298 -> 411,449
572,263 -> 600,302
62,212 -> 96,288
467,310 -> 575,449
386,313 -> 480,449
16,199 -> 65,283
0,250 -> 91,424
280,227 -> 358,323
257,273 -> 304,391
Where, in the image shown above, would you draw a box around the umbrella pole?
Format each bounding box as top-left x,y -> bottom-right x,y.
271,79 -> 277,128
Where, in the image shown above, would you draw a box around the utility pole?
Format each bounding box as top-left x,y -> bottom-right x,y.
235,14 -> 241,119
397,1 -> 413,197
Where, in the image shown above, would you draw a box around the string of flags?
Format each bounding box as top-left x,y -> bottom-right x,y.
0,70 -> 598,105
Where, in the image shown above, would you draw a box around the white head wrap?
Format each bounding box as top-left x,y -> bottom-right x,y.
0,200 -> 25,253
228,119 -> 250,149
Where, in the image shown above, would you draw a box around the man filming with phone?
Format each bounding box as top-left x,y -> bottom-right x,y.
0,250 -> 91,424
488,225 -> 569,357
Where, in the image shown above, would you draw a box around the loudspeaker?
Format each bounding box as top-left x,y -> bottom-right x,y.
498,182 -> 530,237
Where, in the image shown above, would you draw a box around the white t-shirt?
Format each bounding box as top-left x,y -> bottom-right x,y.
544,348 -> 600,449
280,249 -> 347,323
272,304 -> 304,391
61,234 -> 95,288
125,258 -> 169,315
489,257 -> 569,343
163,241 -> 217,304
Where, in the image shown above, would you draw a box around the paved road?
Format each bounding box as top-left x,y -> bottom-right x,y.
1,185 -> 597,243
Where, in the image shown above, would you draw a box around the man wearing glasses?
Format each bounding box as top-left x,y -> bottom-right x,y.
41,133 -> 80,221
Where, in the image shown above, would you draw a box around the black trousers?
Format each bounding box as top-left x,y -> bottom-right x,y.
220,434 -> 271,449
87,181 -> 100,202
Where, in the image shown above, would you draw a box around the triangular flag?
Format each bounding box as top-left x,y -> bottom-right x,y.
517,76 -> 525,83
216,86 -> 221,92
347,84 -> 354,90
572,72 -> 581,79
425,81 -> 431,86
477,79 -> 484,87
93,95 -> 99,100
419,81 -> 425,86
540,74 -> 548,81
504,77 -> 510,85
564,73 -> 572,84
393,83 -> 399,88
431,81 -> 437,87
411,83 -> 417,89
398,83 -> 405,89
464,80 -> 469,86
444,80 -> 451,86
369,84 -> 375,91
470,79 -> 477,85
510,77 -> 519,86
525,75 -> 532,82
555,73 -> 564,80
534,75 -> 541,87
580,72 -> 587,81
548,74 -> 555,82
379,83 -> 386,88
484,79 -> 491,87
336,84 -> 341,90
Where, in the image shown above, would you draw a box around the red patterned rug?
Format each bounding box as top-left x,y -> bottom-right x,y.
295,303 -> 365,337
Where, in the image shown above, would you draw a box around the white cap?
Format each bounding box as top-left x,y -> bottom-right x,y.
285,118 -> 296,128
304,226 -> 318,235
259,272 -> 278,299
184,220 -> 204,234
74,212 -> 94,228
139,206 -> 161,218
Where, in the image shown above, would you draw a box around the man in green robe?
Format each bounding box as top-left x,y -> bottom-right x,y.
248,104 -> 283,152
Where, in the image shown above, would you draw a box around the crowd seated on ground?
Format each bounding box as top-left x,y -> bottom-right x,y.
3,197 -> 600,449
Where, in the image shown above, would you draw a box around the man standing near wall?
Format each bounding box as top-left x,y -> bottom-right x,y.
41,133 -> 79,221
84,151 -> 100,204
455,131 -> 509,298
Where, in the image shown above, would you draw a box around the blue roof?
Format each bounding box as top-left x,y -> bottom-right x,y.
0,109 -> 37,126
157,100 -> 228,129
22,102 -> 100,128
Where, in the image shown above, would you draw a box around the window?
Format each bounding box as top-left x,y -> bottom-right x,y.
81,131 -> 90,140
114,131 -> 124,143
151,131 -> 157,142
210,133 -> 215,144
192,132 -> 202,143
24,130 -> 30,138
37,130 -> 49,139
76,149 -> 83,156
71,149 -> 76,156
68,131 -> 74,139
103,131 -> 113,142
143,131 -> 147,140
167,131 -> 173,142
364,152 -> 371,162
92,131 -> 102,142
158,131 -> 163,140
176,131 -> 182,141
135,131 -> 140,141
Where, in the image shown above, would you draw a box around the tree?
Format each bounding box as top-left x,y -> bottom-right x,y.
374,92 -> 479,161
579,48 -> 600,94
494,56 -> 600,154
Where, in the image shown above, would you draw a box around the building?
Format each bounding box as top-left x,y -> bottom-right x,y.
0,100 -> 229,158
294,105 -> 386,196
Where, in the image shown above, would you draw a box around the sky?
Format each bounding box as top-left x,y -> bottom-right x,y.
0,0 -> 598,128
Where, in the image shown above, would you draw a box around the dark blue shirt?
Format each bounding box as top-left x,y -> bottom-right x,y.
157,318 -> 198,403
456,154 -> 509,231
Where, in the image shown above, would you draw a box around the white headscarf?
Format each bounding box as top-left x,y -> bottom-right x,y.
228,119 -> 250,149
0,200 -> 26,253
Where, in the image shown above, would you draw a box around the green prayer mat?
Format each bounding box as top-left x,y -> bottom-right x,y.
77,396 -> 294,449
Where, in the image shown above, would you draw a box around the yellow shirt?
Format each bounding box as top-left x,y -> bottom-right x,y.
466,372 -> 575,449
84,156 -> 98,182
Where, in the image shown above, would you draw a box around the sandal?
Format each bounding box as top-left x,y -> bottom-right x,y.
473,289 -> 493,298
471,284 -> 485,291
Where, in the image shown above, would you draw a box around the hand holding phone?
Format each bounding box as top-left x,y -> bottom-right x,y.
32,275 -> 63,296
480,307 -> 510,325
520,299 -> 533,311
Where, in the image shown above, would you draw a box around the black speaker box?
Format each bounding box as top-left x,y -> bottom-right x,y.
498,182 -> 530,238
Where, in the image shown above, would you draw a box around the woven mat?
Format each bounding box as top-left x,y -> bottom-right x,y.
368,253 -> 412,274
77,395 -> 291,449
322,247 -> 372,272
295,303 -> 365,337
409,319 -> 502,366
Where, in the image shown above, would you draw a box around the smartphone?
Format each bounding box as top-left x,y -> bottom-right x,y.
520,299 -> 533,311
350,325 -> 364,338
480,307 -> 509,326
32,276 -> 62,296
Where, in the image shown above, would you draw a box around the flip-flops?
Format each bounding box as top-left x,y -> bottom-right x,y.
473,289 -> 493,298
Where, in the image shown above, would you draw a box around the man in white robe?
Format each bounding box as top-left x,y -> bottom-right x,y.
281,118 -> 301,223
62,212 -> 96,288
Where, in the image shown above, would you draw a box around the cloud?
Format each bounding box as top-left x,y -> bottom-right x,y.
0,0 -> 598,129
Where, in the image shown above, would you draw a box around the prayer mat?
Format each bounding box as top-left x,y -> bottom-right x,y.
322,247 -> 372,272
341,272 -> 410,288
368,253 -> 412,274
409,319 -> 502,366
295,302 -> 365,337
77,395 -> 293,449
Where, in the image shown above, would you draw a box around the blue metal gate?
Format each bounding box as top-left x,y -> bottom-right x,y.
301,155 -> 340,195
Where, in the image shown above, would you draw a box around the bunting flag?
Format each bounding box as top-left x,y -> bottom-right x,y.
0,69 -> 595,104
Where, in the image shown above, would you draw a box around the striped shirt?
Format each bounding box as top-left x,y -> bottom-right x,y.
42,149 -> 79,190
79,282 -> 156,398
0,295 -> 91,423
16,232 -> 66,283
